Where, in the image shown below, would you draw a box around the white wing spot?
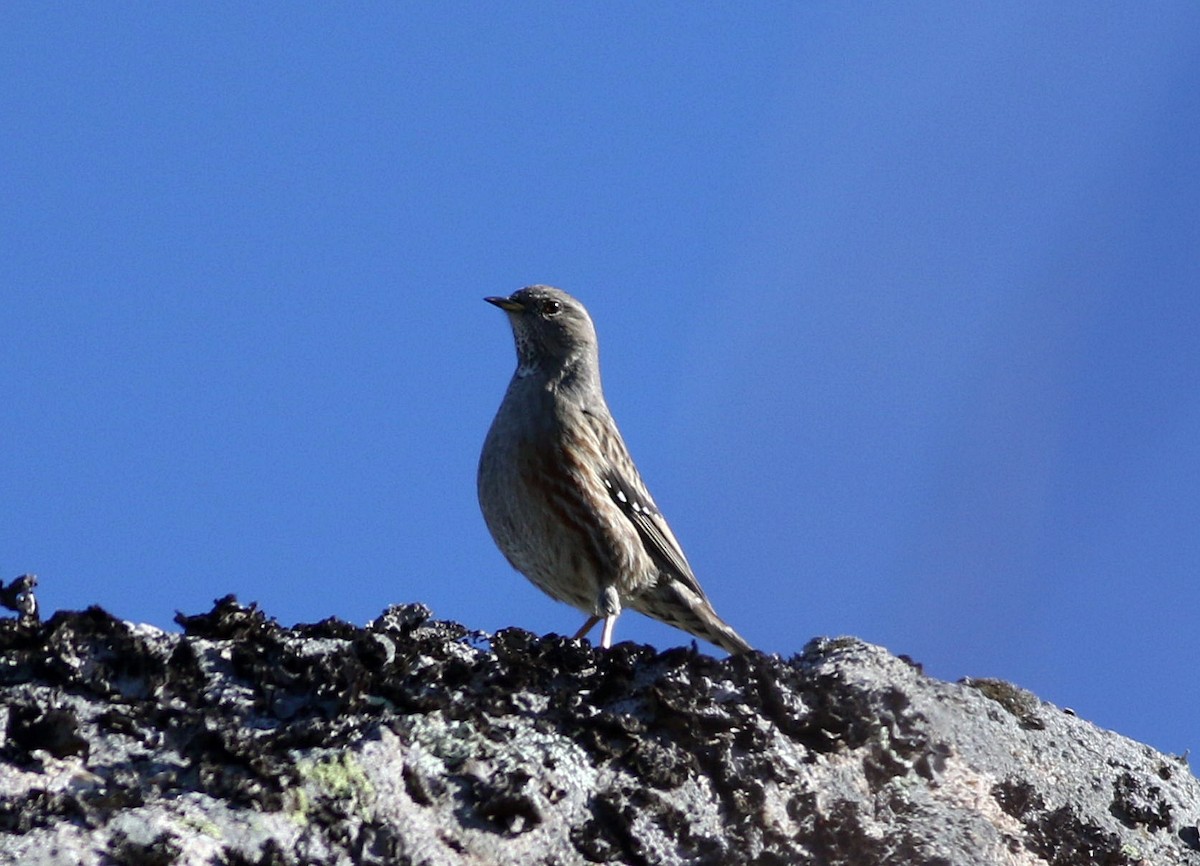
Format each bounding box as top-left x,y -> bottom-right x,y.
616,490 -> 628,503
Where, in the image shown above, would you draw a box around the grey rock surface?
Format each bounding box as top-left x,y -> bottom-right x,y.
0,598 -> 1197,865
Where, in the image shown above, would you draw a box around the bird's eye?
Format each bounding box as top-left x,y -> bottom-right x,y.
541,299 -> 563,316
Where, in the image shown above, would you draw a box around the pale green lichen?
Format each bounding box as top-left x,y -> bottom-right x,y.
178,815 -> 222,838
294,752 -> 375,821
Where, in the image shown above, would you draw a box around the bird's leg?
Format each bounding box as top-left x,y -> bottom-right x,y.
600,615 -> 617,649
595,585 -> 621,648
572,615 -> 601,640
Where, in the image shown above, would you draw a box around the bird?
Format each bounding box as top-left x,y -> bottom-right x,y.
477,285 -> 752,654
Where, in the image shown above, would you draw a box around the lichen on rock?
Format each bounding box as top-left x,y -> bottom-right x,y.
0,597 -> 1197,865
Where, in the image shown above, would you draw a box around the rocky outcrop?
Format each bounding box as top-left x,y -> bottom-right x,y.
0,597 -> 1197,865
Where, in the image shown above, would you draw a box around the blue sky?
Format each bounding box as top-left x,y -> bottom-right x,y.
4,6 -> 1199,757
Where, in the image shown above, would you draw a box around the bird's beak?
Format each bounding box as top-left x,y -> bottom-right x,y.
485,296 -> 525,313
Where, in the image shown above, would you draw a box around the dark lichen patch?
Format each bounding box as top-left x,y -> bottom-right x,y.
643,797 -> 726,865
0,787 -> 90,833
765,647 -> 900,757
1110,770 -> 1172,831
742,649 -> 935,795
570,815 -> 624,863
806,796 -> 889,865
106,830 -> 181,866
994,780 -> 1135,866
35,607 -> 168,701
469,767 -> 543,835
350,821 -> 412,866
963,677 -> 1046,730
216,838 -> 294,866
622,735 -> 695,789
401,762 -> 442,807
0,615 -> 45,683
574,790 -> 652,866
1029,806 -> 1134,866
174,594 -> 275,641
6,700 -> 89,760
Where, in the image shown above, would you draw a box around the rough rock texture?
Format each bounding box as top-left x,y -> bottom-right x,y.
0,598 -> 1197,865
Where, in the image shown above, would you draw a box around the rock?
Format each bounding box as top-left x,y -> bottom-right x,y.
0,596 -> 1197,865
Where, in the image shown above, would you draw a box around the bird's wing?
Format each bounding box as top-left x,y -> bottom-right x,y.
582,407 -> 710,601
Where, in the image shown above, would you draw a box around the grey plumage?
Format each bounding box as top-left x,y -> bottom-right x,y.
477,285 -> 752,654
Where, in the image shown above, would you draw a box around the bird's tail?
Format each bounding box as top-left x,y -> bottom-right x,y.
633,578 -> 753,655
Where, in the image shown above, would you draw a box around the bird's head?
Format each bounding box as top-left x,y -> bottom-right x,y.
485,285 -> 600,378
